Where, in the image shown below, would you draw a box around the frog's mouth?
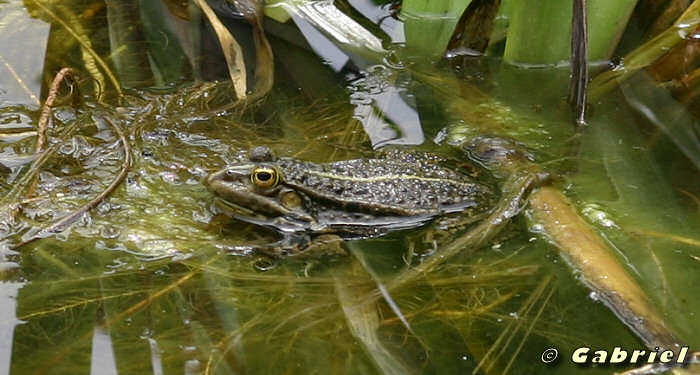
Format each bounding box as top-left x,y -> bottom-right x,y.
212,197 -> 266,220
212,196 -> 313,234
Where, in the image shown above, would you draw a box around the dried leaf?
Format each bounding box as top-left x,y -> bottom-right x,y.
193,0 -> 248,99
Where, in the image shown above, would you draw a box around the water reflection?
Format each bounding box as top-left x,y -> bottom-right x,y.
348,0 -> 404,43
0,1 -> 48,107
291,12 -> 349,72
0,282 -> 21,375
350,65 -> 424,147
288,0 -> 423,147
89,326 -> 118,375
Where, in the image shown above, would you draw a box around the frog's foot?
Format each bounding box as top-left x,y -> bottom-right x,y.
222,241 -> 298,258
262,235 -> 347,273
296,235 -> 349,276
253,234 -> 347,258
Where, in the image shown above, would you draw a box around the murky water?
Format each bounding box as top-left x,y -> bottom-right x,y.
0,1 -> 699,374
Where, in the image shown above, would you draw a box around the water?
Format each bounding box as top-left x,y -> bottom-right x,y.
0,1 -> 699,374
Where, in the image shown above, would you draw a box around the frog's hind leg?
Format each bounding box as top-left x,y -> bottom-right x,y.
387,136 -> 549,289
422,211 -> 492,256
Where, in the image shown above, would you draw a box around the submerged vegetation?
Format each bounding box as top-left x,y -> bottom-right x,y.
0,0 -> 699,374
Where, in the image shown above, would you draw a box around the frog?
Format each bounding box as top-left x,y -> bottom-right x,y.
205,145 -> 495,258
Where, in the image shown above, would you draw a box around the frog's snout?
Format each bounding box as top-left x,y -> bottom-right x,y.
204,170 -> 223,188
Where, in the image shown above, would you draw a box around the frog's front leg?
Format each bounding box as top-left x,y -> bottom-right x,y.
298,234 -> 347,257
220,234 -> 306,258
224,234 -> 348,270
262,234 -> 347,258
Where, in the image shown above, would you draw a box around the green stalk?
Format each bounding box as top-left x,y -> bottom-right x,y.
586,1 -> 638,60
401,0 -> 473,59
504,0 -> 637,65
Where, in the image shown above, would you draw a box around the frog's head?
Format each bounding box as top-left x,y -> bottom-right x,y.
205,146 -> 313,232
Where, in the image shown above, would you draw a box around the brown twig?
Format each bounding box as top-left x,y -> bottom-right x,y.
23,68 -> 77,202
36,68 -> 75,154
13,117 -> 131,249
0,68 -> 78,229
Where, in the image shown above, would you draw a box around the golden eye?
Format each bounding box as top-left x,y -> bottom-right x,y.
251,166 -> 279,189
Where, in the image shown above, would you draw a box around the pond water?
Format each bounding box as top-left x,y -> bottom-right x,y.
0,1 -> 699,374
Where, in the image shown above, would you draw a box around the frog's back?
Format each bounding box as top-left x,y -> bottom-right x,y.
277,155 -> 492,216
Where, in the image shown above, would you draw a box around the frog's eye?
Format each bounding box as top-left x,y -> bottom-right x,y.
251,166 -> 279,189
